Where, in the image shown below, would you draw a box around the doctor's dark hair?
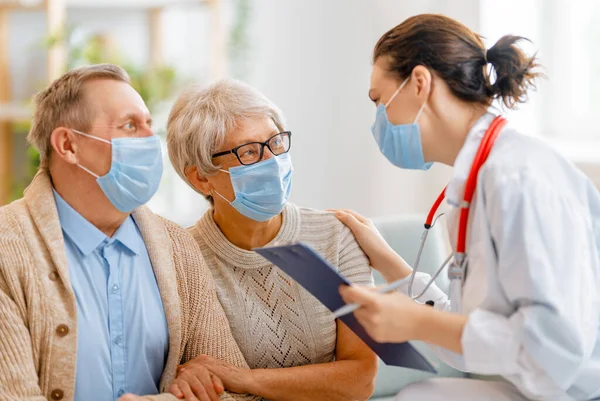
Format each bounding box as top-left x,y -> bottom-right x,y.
374,14 -> 544,109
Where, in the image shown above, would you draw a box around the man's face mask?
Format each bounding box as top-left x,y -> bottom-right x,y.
72,129 -> 163,213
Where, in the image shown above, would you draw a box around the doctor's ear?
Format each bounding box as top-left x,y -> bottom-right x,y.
185,165 -> 212,196
50,127 -> 79,165
410,65 -> 432,101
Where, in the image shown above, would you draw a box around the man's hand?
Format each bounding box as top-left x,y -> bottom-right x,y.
169,360 -> 225,401
175,355 -> 254,396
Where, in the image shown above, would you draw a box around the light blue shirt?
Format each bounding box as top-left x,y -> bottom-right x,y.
53,190 -> 169,401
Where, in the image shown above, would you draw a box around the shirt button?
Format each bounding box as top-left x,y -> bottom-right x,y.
55,324 -> 69,337
111,284 -> 119,294
48,271 -> 59,281
118,389 -> 125,397
50,389 -> 64,400
114,335 -> 122,346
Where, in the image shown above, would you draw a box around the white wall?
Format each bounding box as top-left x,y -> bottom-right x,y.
240,0 -> 480,219
13,1 -> 597,226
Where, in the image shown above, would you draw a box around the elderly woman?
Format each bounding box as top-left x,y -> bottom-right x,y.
166,79 -> 378,401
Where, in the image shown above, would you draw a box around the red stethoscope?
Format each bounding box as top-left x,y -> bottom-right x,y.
408,116 -> 508,313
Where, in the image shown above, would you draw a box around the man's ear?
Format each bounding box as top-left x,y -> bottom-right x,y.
50,127 -> 79,165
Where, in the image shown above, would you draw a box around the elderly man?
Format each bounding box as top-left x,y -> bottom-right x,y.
0,64 -> 257,401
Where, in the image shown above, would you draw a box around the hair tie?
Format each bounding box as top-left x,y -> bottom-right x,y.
484,50 -> 498,86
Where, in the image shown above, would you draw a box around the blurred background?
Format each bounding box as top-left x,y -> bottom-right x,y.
0,0 -> 599,227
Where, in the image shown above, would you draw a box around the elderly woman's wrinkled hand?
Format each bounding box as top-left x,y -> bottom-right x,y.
174,355 -> 253,398
169,358 -> 225,401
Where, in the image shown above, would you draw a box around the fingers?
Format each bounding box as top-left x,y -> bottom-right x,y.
169,383 -> 185,399
178,354 -> 207,373
335,210 -> 364,232
339,209 -> 371,225
211,374 -> 225,395
117,394 -> 139,401
195,370 -> 220,401
339,284 -> 380,307
180,380 -> 202,401
354,308 -> 384,342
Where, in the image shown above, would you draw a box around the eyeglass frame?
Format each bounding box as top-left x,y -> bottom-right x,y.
211,131 -> 292,166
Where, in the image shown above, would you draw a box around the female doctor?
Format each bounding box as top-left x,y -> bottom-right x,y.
336,14 -> 600,401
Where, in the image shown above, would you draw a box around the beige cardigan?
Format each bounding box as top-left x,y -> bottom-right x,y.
0,171 -> 259,401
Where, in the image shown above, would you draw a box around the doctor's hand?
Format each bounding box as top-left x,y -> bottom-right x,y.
339,284 -> 426,343
333,209 -> 412,281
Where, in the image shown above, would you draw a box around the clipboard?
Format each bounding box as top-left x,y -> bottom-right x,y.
254,242 -> 436,372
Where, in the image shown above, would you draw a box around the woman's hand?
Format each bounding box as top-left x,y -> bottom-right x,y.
169,359 -> 225,401
339,284 -> 426,343
333,209 -> 412,281
174,355 -> 254,397
340,284 -> 467,354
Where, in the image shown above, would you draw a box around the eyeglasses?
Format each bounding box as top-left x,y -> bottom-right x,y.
212,131 -> 292,166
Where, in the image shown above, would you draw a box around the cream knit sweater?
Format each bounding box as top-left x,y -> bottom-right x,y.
188,204 -> 373,371
0,171 -> 259,401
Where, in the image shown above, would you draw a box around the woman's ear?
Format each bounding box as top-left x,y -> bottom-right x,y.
411,65 -> 432,103
185,166 -> 212,196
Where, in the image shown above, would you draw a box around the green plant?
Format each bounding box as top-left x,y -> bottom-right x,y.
229,0 -> 252,79
9,27 -> 180,201
66,31 -> 179,113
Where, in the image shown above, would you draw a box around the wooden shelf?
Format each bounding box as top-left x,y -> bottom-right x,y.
0,0 -> 224,205
0,0 -> 45,10
0,103 -> 32,122
65,0 -> 208,9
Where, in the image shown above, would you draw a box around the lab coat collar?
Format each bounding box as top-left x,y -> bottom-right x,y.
445,112 -> 498,207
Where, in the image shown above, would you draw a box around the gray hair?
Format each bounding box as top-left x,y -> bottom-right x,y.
29,64 -> 130,168
167,78 -> 286,203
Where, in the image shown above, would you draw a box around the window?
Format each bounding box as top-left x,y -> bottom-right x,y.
480,0 -> 600,143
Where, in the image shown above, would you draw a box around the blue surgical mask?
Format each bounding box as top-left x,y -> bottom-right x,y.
72,129 -> 163,213
213,153 -> 293,222
371,78 -> 432,170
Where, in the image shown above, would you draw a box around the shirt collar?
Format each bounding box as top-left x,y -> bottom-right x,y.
52,189 -> 139,256
111,215 -> 140,256
445,112 -> 498,206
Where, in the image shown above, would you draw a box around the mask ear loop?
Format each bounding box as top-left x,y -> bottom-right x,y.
413,73 -> 433,124
385,77 -> 410,109
71,129 -> 112,145
70,129 -> 111,178
212,168 -> 234,203
413,100 -> 427,124
212,189 -> 233,203
77,164 -> 100,179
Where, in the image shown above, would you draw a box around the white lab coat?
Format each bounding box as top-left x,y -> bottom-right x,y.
394,113 -> 600,401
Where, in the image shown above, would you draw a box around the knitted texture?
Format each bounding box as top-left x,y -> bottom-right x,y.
189,204 -> 373,371
0,171 -> 259,401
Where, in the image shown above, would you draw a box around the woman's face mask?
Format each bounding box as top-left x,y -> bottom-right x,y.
212,153 -> 294,222
371,77 -> 432,171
